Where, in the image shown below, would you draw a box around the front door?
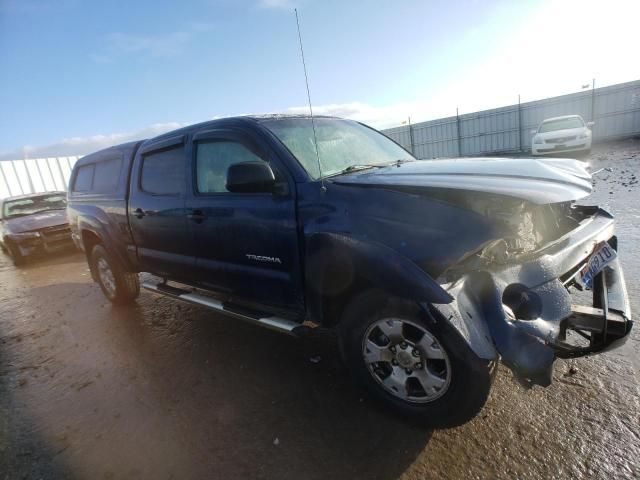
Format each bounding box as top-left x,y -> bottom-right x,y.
129,136 -> 195,280
186,129 -> 302,311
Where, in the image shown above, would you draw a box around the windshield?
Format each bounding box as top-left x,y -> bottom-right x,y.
262,117 -> 414,179
2,194 -> 67,219
539,117 -> 584,133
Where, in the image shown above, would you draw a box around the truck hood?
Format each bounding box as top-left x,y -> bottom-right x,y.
332,157 -> 593,204
3,209 -> 68,233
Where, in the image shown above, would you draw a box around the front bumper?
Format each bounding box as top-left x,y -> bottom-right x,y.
532,138 -> 591,155
12,225 -> 75,257
436,207 -> 632,387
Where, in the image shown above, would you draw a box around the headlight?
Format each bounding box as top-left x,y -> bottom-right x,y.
534,136 -> 544,144
578,132 -> 589,139
8,231 -> 41,241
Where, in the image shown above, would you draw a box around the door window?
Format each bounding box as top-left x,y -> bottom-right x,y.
141,147 -> 185,195
196,141 -> 267,193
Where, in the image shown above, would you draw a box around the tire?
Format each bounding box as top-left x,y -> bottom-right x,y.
90,244 -> 140,305
338,289 -> 494,428
6,241 -> 26,267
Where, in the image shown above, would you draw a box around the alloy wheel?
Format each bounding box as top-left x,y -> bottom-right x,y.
362,318 -> 451,403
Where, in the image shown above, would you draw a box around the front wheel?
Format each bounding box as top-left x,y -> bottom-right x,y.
6,241 -> 26,266
90,244 -> 140,305
339,290 -> 494,428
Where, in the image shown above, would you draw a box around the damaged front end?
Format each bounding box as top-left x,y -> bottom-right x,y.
434,197 -> 633,387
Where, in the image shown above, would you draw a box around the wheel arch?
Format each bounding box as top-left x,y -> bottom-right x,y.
77,216 -> 134,278
304,233 -> 453,328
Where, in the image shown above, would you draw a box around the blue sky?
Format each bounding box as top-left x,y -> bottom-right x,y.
1,0 -> 638,159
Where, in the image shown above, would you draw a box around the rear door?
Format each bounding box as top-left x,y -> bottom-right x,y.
185,128 -> 303,311
129,135 -> 195,279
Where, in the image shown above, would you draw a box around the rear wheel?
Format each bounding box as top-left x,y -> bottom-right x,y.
90,244 -> 139,304
339,290 -> 494,427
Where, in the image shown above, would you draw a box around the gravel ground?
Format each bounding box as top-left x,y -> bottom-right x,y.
1,139 -> 639,480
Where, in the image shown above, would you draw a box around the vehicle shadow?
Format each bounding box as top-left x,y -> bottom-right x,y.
0,326 -> 75,479
0,249 -> 84,274
9,281 -> 433,480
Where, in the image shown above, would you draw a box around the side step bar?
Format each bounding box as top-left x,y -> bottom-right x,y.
142,282 -> 306,336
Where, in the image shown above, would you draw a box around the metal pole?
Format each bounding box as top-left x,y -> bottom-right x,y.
55,157 -> 67,191
517,94 -> 522,153
456,107 -> 462,157
10,160 -> 25,194
591,78 -> 596,123
22,160 -> 35,193
0,163 -> 13,196
44,158 -> 57,191
408,116 -> 415,156
22,148 -> 35,193
34,158 -> 46,192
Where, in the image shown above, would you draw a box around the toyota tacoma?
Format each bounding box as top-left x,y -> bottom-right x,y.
66,115 -> 632,427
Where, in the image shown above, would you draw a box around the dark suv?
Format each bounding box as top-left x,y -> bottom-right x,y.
66,115 -> 632,426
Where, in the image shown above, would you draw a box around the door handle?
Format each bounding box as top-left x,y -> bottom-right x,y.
187,210 -> 206,223
134,208 -> 146,219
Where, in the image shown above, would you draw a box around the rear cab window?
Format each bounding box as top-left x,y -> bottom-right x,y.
71,154 -> 123,194
93,157 -> 123,193
140,147 -> 185,195
73,164 -> 95,192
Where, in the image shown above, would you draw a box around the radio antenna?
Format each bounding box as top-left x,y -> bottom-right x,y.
294,8 -> 325,192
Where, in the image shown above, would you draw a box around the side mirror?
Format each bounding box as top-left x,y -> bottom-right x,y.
226,161 -> 276,193
587,121 -> 595,128
530,129 -> 537,135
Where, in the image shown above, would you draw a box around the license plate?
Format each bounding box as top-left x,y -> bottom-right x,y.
579,242 -> 617,289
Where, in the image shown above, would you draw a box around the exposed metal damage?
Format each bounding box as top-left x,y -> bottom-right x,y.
433,196 -> 632,387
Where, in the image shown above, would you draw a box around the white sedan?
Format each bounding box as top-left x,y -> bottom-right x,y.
531,115 -> 593,156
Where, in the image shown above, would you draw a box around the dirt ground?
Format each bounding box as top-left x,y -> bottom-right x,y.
1,139 -> 639,480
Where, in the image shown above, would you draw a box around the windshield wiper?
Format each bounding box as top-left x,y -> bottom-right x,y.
328,161 -> 410,178
389,158 -> 416,166
338,164 -> 386,175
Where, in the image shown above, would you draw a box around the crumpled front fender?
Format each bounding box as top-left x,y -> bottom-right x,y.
432,208 -> 632,387
434,272 -> 557,386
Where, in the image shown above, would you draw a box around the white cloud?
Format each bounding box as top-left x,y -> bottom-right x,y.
91,23 -> 215,62
106,31 -> 192,58
0,122 -> 185,161
284,102 -> 432,129
0,103 -> 411,161
258,0 -> 298,9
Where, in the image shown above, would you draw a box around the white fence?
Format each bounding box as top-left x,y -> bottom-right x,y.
2,80 -> 640,199
0,157 -> 81,199
383,79 -> 640,158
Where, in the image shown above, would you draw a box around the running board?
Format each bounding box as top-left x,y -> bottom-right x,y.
141,282 -> 305,336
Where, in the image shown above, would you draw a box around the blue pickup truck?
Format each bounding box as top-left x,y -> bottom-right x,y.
67,115 -> 632,426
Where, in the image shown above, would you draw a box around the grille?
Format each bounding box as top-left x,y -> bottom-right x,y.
546,135 -> 576,144
39,225 -> 72,242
